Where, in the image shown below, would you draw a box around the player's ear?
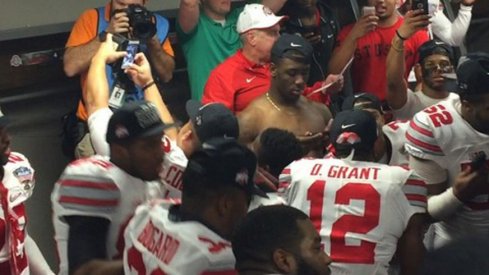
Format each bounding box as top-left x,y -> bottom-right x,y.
273,248 -> 296,273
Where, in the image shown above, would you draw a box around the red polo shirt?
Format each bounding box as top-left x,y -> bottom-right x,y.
203,50 -> 271,113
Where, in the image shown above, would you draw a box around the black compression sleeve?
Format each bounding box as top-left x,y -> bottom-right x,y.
64,215 -> 111,274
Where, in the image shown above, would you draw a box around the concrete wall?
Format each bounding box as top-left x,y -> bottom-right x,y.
0,0 -> 180,40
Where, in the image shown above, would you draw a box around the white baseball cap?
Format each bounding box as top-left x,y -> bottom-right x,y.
236,4 -> 286,34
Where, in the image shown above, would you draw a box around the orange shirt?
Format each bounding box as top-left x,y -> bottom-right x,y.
66,3 -> 174,121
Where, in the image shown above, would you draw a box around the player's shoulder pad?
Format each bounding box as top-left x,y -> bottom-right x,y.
56,156 -> 120,214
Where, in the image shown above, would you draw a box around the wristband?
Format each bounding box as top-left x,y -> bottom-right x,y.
142,81 -> 155,92
427,187 -> 464,221
395,30 -> 407,41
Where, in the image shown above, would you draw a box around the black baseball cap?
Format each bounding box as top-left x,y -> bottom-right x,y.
184,138 -> 267,198
106,101 -> 173,143
456,52 -> 489,98
186,100 -> 239,143
418,40 -> 454,64
330,109 -> 378,151
271,33 -> 313,62
341,93 -> 383,113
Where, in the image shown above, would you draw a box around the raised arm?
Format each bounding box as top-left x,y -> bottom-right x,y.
431,1 -> 474,46
386,10 -> 430,110
261,0 -> 287,13
328,14 -> 378,74
178,0 -> 201,34
85,34 -> 126,116
125,53 -> 178,140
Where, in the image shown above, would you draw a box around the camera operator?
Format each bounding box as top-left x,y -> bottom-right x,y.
64,0 -> 175,157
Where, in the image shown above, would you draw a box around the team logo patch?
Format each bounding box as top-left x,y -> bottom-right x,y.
235,169 -> 249,186
195,115 -> 202,126
115,124 -> 129,139
13,167 -> 33,185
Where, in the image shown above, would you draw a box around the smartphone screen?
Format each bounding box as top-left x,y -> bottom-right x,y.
121,41 -> 139,69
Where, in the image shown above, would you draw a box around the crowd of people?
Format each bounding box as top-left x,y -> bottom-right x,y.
1,0 -> 487,274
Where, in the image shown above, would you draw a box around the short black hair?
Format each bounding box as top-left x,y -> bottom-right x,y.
257,128 -> 304,177
232,205 -> 309,269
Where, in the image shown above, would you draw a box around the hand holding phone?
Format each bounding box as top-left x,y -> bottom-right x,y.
362,6 -> 376,16
121,41 -> 139,69
412,0 -> 429,14
471,151 -> 487,171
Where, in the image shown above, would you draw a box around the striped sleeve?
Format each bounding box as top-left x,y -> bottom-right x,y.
277,162 -> 303,205
404,113 -> 445,159
56,171 -> 120,218
402,171 -> 428,214
278,165 -> 292,195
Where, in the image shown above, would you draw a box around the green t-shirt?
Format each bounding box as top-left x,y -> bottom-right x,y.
177,7 -> 244,100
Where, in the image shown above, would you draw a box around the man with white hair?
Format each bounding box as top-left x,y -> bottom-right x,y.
202,4 -> 285,113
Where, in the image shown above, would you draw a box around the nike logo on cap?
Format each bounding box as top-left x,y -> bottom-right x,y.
246,76 -> 256,83
327,34 -> 334,39
341,124 -> 356,129
434,41 -> 444,45
290,42 -> 302,47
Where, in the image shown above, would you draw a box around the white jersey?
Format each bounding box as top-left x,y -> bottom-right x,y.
405,97 -> 489,245
391,89 -> 458,120
382,120 -> 410,166
123,201 -> 236,275
279,158 -> 425,275
89,108 -> 188,199
248,192 -> 286,212
51,155 -> 150,275
0,153 -> 35,274
159,136 -> 188,199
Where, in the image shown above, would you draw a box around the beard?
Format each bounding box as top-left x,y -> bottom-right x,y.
296,256 -> 330,275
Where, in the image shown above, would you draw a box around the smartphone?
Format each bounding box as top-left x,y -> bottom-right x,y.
471,151 -> 487,171
121,40 -> 139,69
412,0 -> 429,14
362,6 -> 376,16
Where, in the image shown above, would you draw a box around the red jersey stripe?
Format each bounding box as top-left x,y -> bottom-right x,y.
405,179 -> 427,187
59,196 -> 119,207
281,168 -> 291,175
406,132 -> 442,153
409,120 -> 434,137
60,179 -> 118,190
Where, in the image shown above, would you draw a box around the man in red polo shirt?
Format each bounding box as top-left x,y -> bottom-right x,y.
202,4 -> 285,113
